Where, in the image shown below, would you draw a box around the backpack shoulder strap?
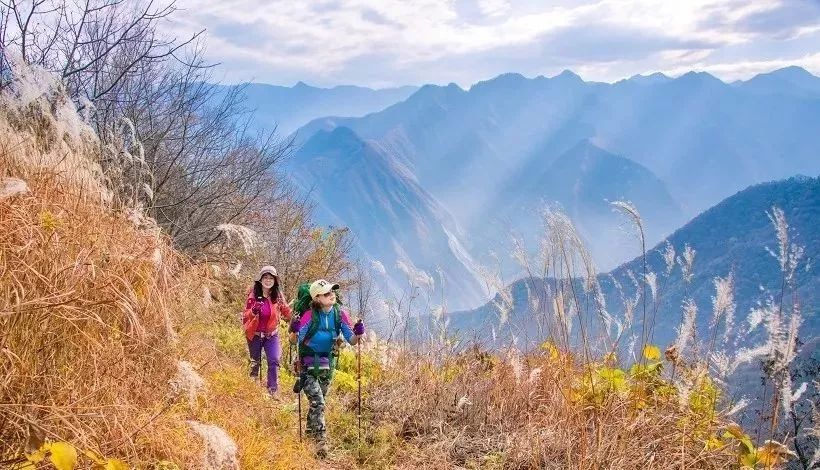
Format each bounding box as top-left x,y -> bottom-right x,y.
302,309 -> 321,345
334,306 -> 342,337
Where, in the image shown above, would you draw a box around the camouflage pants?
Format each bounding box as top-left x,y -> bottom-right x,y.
302,369 -> 332,442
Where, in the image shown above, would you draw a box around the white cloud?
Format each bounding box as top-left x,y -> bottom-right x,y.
169,0 -> 820,86
477,0 -> 512,18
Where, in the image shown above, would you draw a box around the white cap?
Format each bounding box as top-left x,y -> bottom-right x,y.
309,279 -> 339,299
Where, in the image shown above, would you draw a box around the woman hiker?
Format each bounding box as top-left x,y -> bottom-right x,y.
242,265 -> 292,397
289,279 -> 364,458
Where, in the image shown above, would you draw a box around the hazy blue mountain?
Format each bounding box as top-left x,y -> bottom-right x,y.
623,72 -> 673,85
447,175 -> 820,354
296,68 -> 820,223
287,126 -> 485,310
296,71 -> 601,228
287,67 -> 820,312
213,81 -> 418,135
735,66 -> 820,99
483,139 -> 682,269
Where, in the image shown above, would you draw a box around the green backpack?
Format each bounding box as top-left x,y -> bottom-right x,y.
291,282 -> 344,319
292,282 -> 313,316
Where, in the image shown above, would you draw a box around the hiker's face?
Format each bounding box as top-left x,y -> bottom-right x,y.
316,290 -> 336,308
260,274 -> 275,289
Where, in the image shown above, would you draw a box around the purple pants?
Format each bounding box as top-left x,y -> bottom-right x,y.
247,333 -> 281,392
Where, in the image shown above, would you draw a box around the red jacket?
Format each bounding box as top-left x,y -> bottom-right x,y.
242,289 -> 292,341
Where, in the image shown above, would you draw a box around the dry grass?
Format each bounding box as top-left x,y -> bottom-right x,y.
361,345 -> 739,469
0,71 -> 364,469
0,91 -> 202,466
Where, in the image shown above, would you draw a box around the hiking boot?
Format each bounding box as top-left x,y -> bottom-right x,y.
316,440 -> 329,459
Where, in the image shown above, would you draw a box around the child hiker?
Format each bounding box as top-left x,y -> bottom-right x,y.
289,279 -> 364,458
242,265 -> 292,397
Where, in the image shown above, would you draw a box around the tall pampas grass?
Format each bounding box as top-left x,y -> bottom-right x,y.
1,59 -> 199,465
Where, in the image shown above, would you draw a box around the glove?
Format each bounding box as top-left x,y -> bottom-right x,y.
353,319 -> 365,336
289,318 -> 300,334
251,301 -> 262,316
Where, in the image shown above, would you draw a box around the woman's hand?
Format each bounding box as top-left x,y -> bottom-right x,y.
289,318 -> 300,334
353,319 -> 365,336
251,300 -> 262,316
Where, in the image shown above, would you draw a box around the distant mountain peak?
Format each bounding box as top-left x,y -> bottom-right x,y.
738,65 -> 820,98
763,65 -> 815,79
678,71 -> 721,81
626,72 -> 672,85
469,73 -> 529,92
408,83 -> 466,103
293,81 -> 313,89
300,126 -> 365,155
489,72 -> 527,83
673,71 -> 726,88
552,69 -> 584,82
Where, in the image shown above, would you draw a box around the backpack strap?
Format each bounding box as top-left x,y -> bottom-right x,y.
301,308 -> 319,346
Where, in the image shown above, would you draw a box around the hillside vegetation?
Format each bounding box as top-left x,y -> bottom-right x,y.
2,67 -> 817,470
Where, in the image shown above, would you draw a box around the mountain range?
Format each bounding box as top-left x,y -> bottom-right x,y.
232,66 -> 820,311
212,81 -> 418,136
277,67 -> 820,309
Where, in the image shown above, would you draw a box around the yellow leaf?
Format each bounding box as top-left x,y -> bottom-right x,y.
540,340 -> 560,360
25,448 -> 46,463
84,449 -> 106,465
757,440 -> 795,466
740,452 -> 758,468
597,367 -> 629,393
643,344 -> 661,361
724,422 -> 745,440
104,458 -> 130,470
704,434 -> 724,451
46,442 -> 78,470
153,460 -> 180,470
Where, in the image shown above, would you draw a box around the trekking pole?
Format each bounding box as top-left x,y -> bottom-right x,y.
295,333 -> 303,443
356,320 -> 362,456
259,343 -> 265,387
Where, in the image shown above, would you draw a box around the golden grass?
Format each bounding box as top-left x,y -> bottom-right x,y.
358,346 -> 742,469
0,94 -> 201,467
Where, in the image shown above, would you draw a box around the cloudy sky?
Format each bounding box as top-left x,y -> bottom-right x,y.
169,0 -> 820,88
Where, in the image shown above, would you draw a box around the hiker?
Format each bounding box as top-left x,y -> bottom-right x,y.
242,265 -> 292,396
289,279 -> 364,457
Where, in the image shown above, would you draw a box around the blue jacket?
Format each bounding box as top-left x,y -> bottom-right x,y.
296,307 -> 355,367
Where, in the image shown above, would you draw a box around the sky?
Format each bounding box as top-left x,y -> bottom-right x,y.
168,0 -> 820,88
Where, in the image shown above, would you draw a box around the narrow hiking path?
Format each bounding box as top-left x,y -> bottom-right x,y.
179,300 -> 365,469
